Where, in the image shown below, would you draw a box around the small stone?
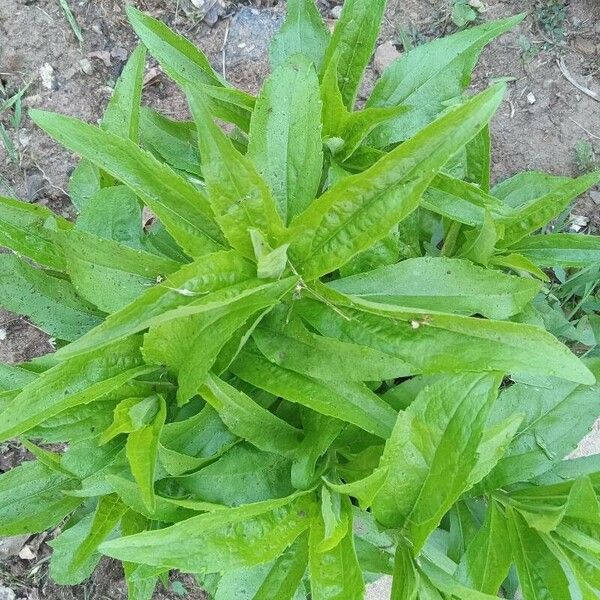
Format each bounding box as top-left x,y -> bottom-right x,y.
39,63 -> 55,90
526,91 -> 536,105
17,130 -> 30,148
0,536 -> 28,559
374,41 -> 400,74
589,191 -> 600,205
0,585 -> 16,600
25,169 -> 46,201
468,0 -> 485,10
88,50 -> 112,67
0,328 -> 6,341
111,46 -> 129,62
79,58 -> 93,75
18,545 -> 36,560
330,5 -> 343,19
570,214 -> 589,232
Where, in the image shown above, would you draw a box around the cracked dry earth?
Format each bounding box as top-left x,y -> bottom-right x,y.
0,0 -> 599,598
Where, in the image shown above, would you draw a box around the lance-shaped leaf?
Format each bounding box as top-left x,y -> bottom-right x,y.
482,377 -> 600,490
231,344 -> 397,439
55,251 -> 273,358
465,125 -> 491,191
29,109 -> 225,257
0,460 -> 82,536
512,233 -> 600,268
329,256 -> 541,320
0,336 -> 151,442
322,0 -> 386,109
100,493 -> 317,572
254,533 -> 309,600
455,501 -> 511,594
420,560 -> 501,600
0,363 -> 37,392
253,312 -> 412,381
366,15 -> 523,145
507,507 -> 571,600
372,373 -> 501,551
187,86 -> 284,257
269,0 -> 330,70
248,55 -> 323,223
0,254 -> 102,341
126,395 -> 166,512
288,84 -> 505,280
143,277 -> 295,404
298,297 -> 595,385
200,373 -> 303,456
309,496 -> 364,599
423,173 -> 508,227
391,544 -> 420,600
102,44 -> 146,142
76,186 -> 145,250
498,171 -> 600,247
0,195 -> 71,270
127,7 -> 255,129
139,108 -> 201,176
63,229 -> 180,313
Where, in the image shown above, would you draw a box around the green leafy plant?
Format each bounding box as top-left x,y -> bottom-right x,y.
1,1 -> 600,598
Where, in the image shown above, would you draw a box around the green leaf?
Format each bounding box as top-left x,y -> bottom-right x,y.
499,171 -> 600,247
143,276 -> 294,404
507,507 -> 571,600
254,533 -> 309,600
200,373 -> 302,456
55,251 -> 268,358
178,442 -> 294,506
512,233 -> 600,268
49,512 -> 102,585
0,195 -> 71,270
391,544 -> 419,600
250,228 -> 290,280
423,173 -> 507,228
139,108 -> 201,177
483,377 -> 600,490
231,344 -> 397,439
288,84 -> 505,280
0,460 -> 82,536
0,336 -> 151,442
0,254 -> 102,341
329,256 -> 541,320
186,86 -> 284,257
127,7 -> 222,87
309,496 -> 364,599
126,395 -> 166,512
100,396 -> 159,444
29,109 -> 225,257
102,44 -> 146,142
372,373 -> 501,551
322,0 -> 386,109
419,559 -> 500,600
100,493 -> 317,572
0,363 -> 37,392
366,16 -> 523,145
465,125 -> 491,191
298,296 -> 595,385
455,501 -> 511,594
126,7 -> 255,129
325,467 -> 388,511
269,0 -> 330,71
248,55 -> 323,223
63,228 -> 179,313
69,159 -> 101,212
253,312 -> 412,381
76,185 -> 144,249
467,413 -> 523,489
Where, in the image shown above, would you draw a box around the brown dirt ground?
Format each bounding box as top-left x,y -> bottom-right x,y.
0,0 -> 599,598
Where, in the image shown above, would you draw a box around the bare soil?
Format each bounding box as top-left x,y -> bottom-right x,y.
0,0 -> 598,598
